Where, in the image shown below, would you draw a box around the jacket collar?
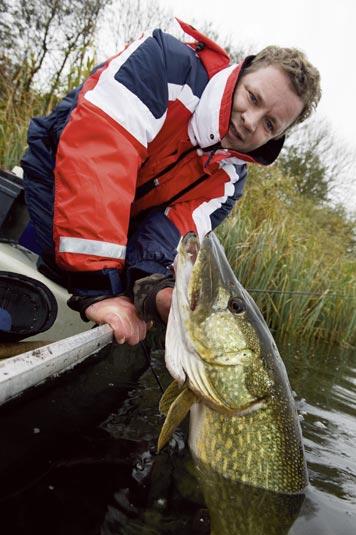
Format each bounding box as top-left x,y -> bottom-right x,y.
188,58 -> 285,166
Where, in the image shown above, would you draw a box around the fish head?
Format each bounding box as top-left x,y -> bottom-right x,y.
166,232 -> 289,415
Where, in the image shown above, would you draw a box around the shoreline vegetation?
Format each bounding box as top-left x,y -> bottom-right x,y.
218,166 -> 355,348
0,1 -> 355,348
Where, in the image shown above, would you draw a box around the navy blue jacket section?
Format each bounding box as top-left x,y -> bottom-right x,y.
114,30 -> 208,119
21,87 -> 81,258
22,87 -> 80,180
115,36 -> 169,119
125,209 -> 180,292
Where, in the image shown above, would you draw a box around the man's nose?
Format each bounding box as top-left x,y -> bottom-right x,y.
241,110 -> 259,133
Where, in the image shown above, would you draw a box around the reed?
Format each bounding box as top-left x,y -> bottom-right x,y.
218,166 -> 355,347
0,84 -> 44,170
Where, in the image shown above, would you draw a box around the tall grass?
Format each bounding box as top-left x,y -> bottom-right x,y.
0,56 -> 95,170
0,87 -> 44,170
218,166 -> 355,347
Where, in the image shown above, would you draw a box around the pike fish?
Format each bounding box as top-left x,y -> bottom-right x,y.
158,232 -> 308,495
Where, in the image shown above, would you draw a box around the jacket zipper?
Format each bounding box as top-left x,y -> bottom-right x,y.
162,172 -> 208,208
135,146 -> 197,201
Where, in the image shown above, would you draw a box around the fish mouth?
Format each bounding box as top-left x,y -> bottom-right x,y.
181,232 -> 213,312
181,232 -> 200,272
182,232 -> 200,260
182,232 -> 236,314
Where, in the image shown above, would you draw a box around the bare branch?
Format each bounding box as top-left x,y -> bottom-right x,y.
97,0 -> 174,57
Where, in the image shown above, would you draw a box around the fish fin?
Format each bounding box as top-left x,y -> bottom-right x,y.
157,387 -> 197,453
159,380 -> 184,416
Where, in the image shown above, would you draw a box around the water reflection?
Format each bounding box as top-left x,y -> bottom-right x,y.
281,340 -> 356,508
192,460 -> 305,535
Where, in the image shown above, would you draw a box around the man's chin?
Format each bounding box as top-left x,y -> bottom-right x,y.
221,136 -> 250,153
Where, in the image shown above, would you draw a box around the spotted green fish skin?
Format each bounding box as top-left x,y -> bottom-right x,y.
189,394 -> 306,494
192,458 -> 304,535
165,232 -> 308,494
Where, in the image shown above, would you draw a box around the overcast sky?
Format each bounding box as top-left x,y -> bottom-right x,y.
164,0 -> 356,156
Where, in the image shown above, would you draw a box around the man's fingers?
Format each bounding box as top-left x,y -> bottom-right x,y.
85,296 -> 151,346
125,319 -> 147,346
138,320 -> 148,341
105,312 -> 147,346
105,312 -> 128,344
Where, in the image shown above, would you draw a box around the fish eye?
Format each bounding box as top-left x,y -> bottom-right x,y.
228,297 -> 245,314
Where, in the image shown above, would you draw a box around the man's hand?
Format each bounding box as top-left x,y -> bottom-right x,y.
85,296 -> 149,345
156,287 -> 173,323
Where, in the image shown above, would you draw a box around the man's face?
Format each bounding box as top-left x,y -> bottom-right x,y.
221,64 -> 304,153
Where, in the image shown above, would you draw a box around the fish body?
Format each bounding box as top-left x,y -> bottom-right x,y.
192,460 -> 305,535
162,232 -> 308,494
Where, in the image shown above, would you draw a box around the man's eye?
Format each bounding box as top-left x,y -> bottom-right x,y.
265,119 -> 274,132
249,91 -> 257,103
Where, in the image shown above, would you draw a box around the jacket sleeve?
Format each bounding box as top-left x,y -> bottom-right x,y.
125,210 -> 181,293
53,30 -> 170,296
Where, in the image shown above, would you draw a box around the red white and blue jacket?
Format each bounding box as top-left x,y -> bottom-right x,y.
21,20 -> 284,297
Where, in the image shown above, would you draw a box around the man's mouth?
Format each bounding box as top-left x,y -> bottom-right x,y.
229,122 -> 244,142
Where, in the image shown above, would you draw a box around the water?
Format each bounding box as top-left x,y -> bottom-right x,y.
0,335 -> 355,534
284,341 -> 356,535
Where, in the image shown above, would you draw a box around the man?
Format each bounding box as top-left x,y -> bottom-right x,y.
21,20 -> 321,345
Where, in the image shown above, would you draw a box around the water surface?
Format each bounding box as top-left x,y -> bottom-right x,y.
0,336 -> 354,534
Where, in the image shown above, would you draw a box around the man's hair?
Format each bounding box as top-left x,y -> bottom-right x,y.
245,46 -> 321,133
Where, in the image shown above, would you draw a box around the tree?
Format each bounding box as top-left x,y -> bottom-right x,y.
278,116 -> 355,205
97,0 -> 252,63
0,0 -> 113,168
0,0 -> 112,109
97,0 -> 174,58
278,143 -> 329,201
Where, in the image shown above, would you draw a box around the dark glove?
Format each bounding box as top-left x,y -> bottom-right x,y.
133,273 -> 175,324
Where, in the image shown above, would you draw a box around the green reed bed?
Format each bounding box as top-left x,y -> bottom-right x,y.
0,88 -> 43,170
218,167 -> 355,347
0,117 -> 28,170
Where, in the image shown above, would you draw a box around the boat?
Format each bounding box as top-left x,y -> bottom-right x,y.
0,167 -> 113,407
0,239 -> 94,342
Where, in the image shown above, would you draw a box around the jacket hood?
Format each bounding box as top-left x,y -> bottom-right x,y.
188,58 -> 285,166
